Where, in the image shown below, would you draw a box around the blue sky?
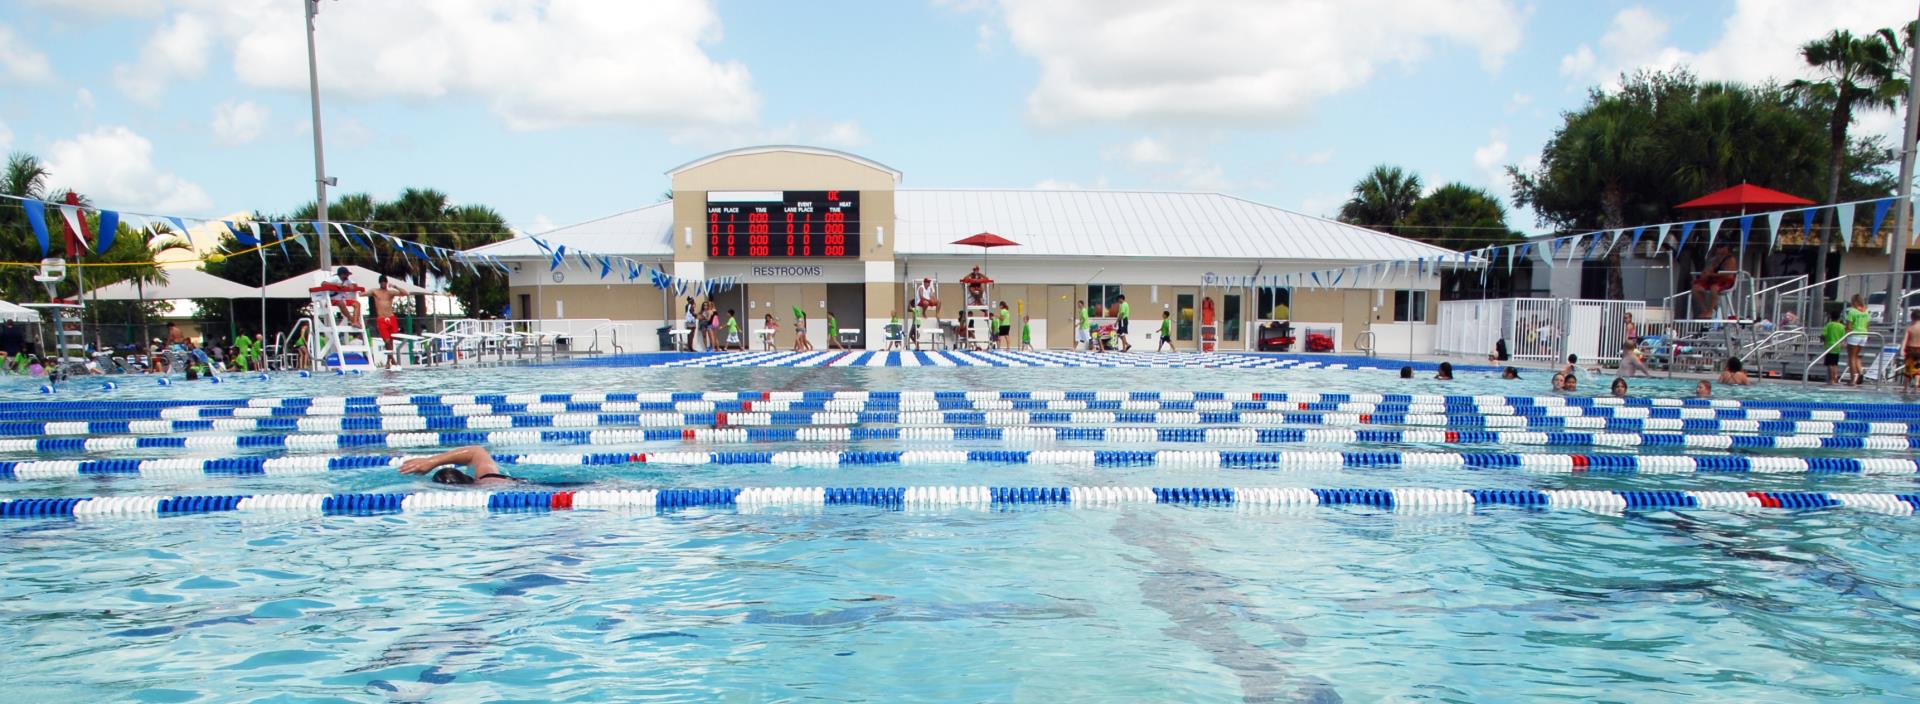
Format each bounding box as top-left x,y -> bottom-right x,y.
0,0 -> 1909,241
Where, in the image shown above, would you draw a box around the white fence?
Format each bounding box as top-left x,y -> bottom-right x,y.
1436,298 -> 1646,363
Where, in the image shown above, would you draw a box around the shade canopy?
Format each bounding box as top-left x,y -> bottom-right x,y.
84,268 -> 258,300
951,232 -> 1020,249
0,301 -> 38,323
1675,184 -> 1815,211
262,265 -> 433,299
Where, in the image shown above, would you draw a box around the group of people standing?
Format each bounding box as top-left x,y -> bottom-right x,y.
679,297 -> 848,352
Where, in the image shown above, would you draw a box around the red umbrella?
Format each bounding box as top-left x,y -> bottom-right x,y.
951,232 -> 1019,270
1675,184 -> 1814,212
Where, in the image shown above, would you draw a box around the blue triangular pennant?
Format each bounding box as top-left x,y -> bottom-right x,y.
21,199 -> 49,256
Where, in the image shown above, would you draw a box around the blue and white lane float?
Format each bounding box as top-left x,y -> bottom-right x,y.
5,398 -> 1915,422
2,486 -> 1915,520
6,427 -> 1916,456
15,389 -> 1920,413
3,449 -> 1917,481
6,412 -> 1916,437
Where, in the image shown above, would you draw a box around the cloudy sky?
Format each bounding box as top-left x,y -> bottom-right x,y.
0,0 -> 1910,237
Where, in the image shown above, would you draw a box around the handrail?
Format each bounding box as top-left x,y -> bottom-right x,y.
1750,276 -> 1808,299
1354,330 -> 1376,357
1803,331 -> 1882,385
1777,275 -> 1845,300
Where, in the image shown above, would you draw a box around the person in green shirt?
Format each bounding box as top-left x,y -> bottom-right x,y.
887,310 -> 902,350
1820,310 -> 1847,384
992,302 -> 1012,349
827,312 -> 843,350
725,309 -> 740,350
1020,314 -> 1034,350
1115,294 -> 1132,352
1074,300 -> 1090,351
232,332 -> 255,372
1157,310 -> 1176,352
1845,294 -> 1872,385
791,309 -> 814,352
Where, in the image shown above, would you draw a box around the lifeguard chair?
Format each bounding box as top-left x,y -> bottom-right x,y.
308,276 -> 375,372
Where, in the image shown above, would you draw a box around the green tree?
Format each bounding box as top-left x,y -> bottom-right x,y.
1337,165 -> 1422,235
0,153 -> 54,301
1402,183 -> 1519,253
1791,27 -> 1905,282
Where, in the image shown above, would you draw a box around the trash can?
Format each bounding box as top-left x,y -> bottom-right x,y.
656,326 -> 674,351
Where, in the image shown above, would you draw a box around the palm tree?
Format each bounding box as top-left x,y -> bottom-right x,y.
1791,27 -> 1903,284
1338,165 -> 1423,233
0,153 -> 54,300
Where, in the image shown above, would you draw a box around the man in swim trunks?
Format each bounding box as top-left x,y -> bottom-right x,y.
367,274 -> 405,368
398,446 -> 523,486
915,277 -> 940,315
960,266 -> 994,309
1689,245 -> 1736,319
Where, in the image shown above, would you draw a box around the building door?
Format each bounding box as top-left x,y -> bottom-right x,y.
517,294 -> 530,321
826,283 -> 865,348
1046,285 -> 1075,349
1175,292 -> 1197,341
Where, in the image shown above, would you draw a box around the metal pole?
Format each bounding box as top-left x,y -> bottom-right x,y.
305,0 -> 331,271
259,252 -> 267,351
1886,4 -> 1920,332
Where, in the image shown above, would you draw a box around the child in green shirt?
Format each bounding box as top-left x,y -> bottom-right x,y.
725,310 -> 740,350
1157,310 -> 1175,352
1020,315 -> 1033,351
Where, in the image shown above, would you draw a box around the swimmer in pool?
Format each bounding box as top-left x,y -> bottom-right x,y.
398,446 -> 523,485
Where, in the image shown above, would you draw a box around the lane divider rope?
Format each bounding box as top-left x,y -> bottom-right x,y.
6,426 -> 1915,457
8,389 -> 1917,414
1,398 -> 1909,422
3,485 -> 1914,519
3,449 -> 1915,482
7,412 -> 1914,437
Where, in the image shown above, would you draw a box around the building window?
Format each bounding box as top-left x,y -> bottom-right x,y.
1088,284 -> 1122,316
1257,287 -> 1291,320
1177,293 -> 1195,341
1223,294 -> 1242,342
1393,290 -> 1428,323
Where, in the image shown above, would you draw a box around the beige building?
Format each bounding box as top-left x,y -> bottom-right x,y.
470,145 -> 1456,353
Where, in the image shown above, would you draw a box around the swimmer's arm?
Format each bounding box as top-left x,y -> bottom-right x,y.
397,446 -> 496,475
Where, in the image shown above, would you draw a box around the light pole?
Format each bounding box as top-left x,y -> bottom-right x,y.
305,0 -> 332,271
1887,4 -> 1920,332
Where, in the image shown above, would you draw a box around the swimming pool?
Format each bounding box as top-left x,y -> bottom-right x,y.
3,356 -> 1918,701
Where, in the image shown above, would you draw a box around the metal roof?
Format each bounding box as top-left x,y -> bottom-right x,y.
469,202 -> 676,258
470,190 -> 1460,263
894,189 -> 1458,262
666,145 -> 902,183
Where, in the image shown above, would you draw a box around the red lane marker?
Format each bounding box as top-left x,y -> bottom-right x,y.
1570,455 -> 1589,472
1745,491 -> 1781,508
715,412 -> 729,428
1252,392 -> 1261,401
1298,402 -> 1309,411
1359,414 -> 1371,424
742,400 -> 753,412
629,453 -> 645,463
681,428 -> 695,440
550,491 -> 573,510
761,391 -> 771,401
1445,431 -> 1459,443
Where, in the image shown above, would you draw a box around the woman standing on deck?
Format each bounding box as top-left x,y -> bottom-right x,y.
1845,295 -> 1872,386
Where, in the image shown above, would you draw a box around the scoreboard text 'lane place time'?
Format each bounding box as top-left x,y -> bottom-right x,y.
707,190 -> 861,258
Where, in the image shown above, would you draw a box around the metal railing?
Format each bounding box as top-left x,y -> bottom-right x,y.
1353,330 -> 1375,357
1802,331 -> 1884,386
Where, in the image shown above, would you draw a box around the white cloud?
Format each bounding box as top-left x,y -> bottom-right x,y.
976,22 -> 996,53
1033,178 -> 1082,190
670,119 -> 870,149
1506,92 -> 1532,114
991,0 -> 1523,126
74,87 -> 94,113
112,12 -> 212,103
1107,136 -> 1176,164
1853,106 -> 1907,146
1289,148 -> 1336,166
0,23 -> 54,83
212,100 -> 270,145
1472,128 -> 1509,186
525,214 -> 559,235
1562,1 -> 1916,88
44,126 -> 212,213
120,0 -> 758,129
23,0 -> 163,18
1298,192 -> 1346,218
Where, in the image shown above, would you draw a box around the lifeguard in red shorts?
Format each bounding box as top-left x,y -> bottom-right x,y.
367,274 -> 405,368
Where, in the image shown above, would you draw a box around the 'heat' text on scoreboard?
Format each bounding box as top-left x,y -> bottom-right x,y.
706,190 -> 860,258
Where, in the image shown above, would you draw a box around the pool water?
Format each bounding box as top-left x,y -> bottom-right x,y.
3,357 -> 1919,702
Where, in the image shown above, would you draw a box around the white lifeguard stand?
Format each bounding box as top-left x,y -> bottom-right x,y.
962,280 -> 994,349
28,258 -> 89,370
308,277 -> 375,372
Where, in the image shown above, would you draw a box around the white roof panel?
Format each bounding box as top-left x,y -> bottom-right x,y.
898,189 -> 1459,262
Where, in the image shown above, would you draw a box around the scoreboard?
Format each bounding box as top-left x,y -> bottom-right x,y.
706,190 -> 859,258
